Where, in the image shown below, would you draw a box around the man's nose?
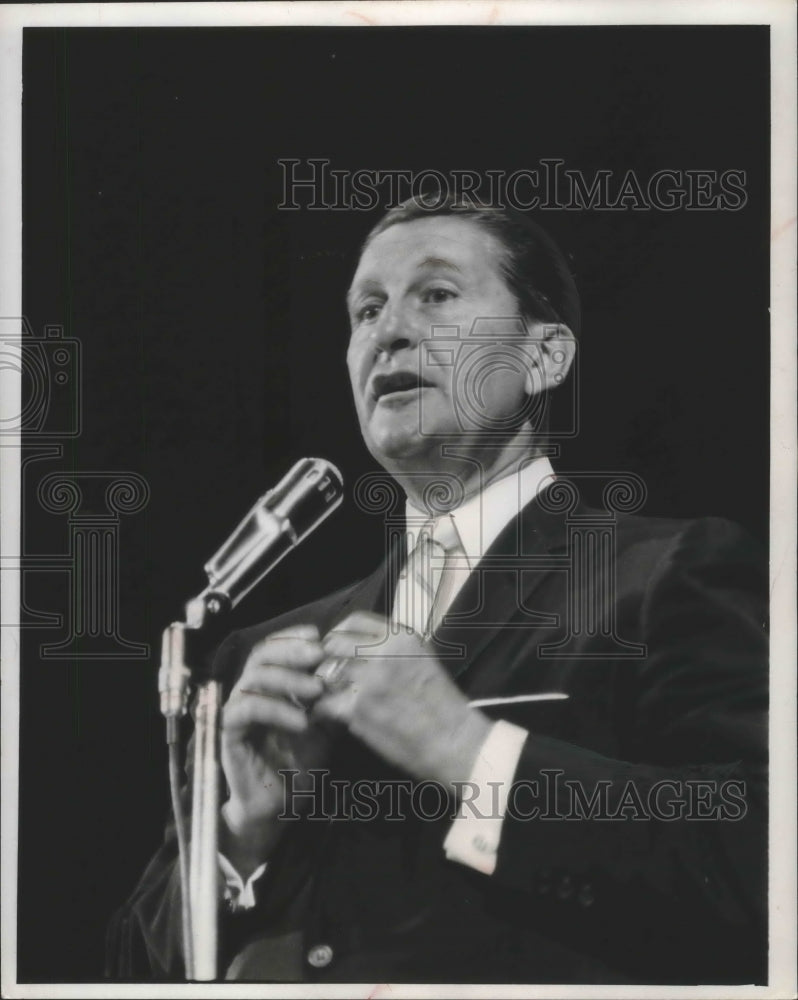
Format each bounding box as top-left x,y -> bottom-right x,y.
372,302 -> 421,355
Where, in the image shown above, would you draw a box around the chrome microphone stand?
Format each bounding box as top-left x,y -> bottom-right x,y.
156,458 -> 344,981
189,676 -> 222,980
159,591 -> 230,982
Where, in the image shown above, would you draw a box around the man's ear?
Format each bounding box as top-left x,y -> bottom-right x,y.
523,322 -> 577,395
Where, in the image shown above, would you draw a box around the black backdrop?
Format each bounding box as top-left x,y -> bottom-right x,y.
19,26 -> 769,981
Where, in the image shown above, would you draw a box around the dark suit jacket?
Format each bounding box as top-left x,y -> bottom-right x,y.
107,493 -> 768,984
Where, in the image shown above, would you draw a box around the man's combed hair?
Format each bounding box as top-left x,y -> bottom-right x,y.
361,192 -> 581,338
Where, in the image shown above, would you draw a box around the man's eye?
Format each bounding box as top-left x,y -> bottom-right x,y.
423,287 -> 457,305
357,303 -> 382,323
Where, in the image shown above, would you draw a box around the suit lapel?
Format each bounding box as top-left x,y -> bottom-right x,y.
431,487 -> 574,680
329,528 -> 404,621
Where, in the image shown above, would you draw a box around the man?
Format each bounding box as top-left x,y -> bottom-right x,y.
108,196 -> 767,984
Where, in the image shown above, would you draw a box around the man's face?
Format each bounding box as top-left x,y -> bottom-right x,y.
346,215 -> 537,471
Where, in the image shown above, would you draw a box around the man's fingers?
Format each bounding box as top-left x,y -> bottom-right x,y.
321,630 -> 373,660
311,687 -> 359,727
224,627 -> 326,742
269,624 -> 320,641
223,689 -> 309,735
328,611 -> 386,640
235,663 -> 324,703
242,631 -> 325,678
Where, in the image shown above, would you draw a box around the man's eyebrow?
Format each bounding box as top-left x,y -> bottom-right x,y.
346,278 -> 381,307
417,256 -> 462,272
346,257 -> 462,307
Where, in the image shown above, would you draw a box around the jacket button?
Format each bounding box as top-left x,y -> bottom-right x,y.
556,875 -> 575,901
307,943 -> 334,968
577,883 -> 595,908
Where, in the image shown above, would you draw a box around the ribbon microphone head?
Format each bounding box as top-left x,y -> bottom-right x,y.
202,458 -> 344,609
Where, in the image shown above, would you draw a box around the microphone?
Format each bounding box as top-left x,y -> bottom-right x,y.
203,457 -> 344,610
159,458 -> 343,719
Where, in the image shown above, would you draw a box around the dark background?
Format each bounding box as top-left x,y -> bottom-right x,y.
19,26 -> 769,981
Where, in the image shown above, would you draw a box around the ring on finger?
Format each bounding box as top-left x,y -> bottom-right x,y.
315,656 -> 350,689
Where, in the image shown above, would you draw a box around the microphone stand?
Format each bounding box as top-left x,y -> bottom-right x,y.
189,673 -> 221,982
159,591 -> 230,982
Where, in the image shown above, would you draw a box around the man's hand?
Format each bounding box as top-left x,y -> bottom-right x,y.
219,624 -> 330,877
313,611 -> 492,791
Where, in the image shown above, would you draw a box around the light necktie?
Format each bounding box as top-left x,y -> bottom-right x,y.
392,515 -> 462,638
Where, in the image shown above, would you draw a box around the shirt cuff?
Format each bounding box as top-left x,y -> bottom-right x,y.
443,719 -> 528,875
217,852 -> 268,911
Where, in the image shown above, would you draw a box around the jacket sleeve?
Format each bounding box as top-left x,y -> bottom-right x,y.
489,517 -> 767,933
105,806 -> 189,979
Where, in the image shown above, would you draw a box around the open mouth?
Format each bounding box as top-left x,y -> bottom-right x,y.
372,371 -> 435,402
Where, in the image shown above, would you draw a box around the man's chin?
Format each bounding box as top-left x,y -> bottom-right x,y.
364,418 -> 440,466
363,406 -> 471,470
367,431 -> 430,465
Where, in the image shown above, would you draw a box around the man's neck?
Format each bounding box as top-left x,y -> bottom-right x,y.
388,428 -> 550,513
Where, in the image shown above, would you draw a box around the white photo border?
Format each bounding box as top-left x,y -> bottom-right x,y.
1,3 -> 795,998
